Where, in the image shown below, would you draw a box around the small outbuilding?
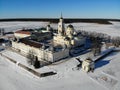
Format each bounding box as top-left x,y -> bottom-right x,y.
82,58 -> 94,72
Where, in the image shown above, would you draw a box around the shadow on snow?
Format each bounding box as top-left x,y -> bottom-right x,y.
95,60 -> 110,69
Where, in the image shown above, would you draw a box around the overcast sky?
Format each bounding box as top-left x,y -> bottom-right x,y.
0,0 -> 120,19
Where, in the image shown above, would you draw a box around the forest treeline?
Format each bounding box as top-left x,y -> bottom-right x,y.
0,18 -> 120,24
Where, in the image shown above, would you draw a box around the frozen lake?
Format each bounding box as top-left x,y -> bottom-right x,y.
0,21 -> 120,37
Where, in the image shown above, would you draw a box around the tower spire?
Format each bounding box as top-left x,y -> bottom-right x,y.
61,12 -> 63,19
58,12 -> 65,36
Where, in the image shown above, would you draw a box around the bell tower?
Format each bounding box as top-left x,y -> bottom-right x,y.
58,13 -> 65,36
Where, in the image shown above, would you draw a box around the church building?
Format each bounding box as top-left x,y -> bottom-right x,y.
54,15 -> 86,48
11,15 -> 86,65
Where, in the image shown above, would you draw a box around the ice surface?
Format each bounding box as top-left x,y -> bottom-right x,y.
0,21 -> 120,37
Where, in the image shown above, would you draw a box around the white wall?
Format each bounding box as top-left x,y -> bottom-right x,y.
12,41 -> 69,63
53,49 -> 69,62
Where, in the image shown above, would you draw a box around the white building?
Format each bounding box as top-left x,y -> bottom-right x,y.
82,58 -> 94,72
12,40 -> 69,63
54,15 -> 86,48
12,23 -> 69,63
12,15 -> 86,64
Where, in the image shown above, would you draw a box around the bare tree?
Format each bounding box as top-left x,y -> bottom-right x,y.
112,36 -> 120,47
34,56 -> 40,68
91,37 -> 102,56
26,50 -> 35,65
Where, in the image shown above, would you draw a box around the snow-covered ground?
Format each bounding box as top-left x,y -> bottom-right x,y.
0,48 -> 120,90
0,21 -> 49,32
0,21 -> 120,90
68,21 -> 120,37
0,21 -> 120,37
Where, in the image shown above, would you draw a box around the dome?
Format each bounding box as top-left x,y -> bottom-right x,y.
47,24 -> 50,27
64,36 -> 70,40
73,31 -> 77,35
85,58 -> 93,63
67,24 -> 74,28
74,37 -> 79,40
